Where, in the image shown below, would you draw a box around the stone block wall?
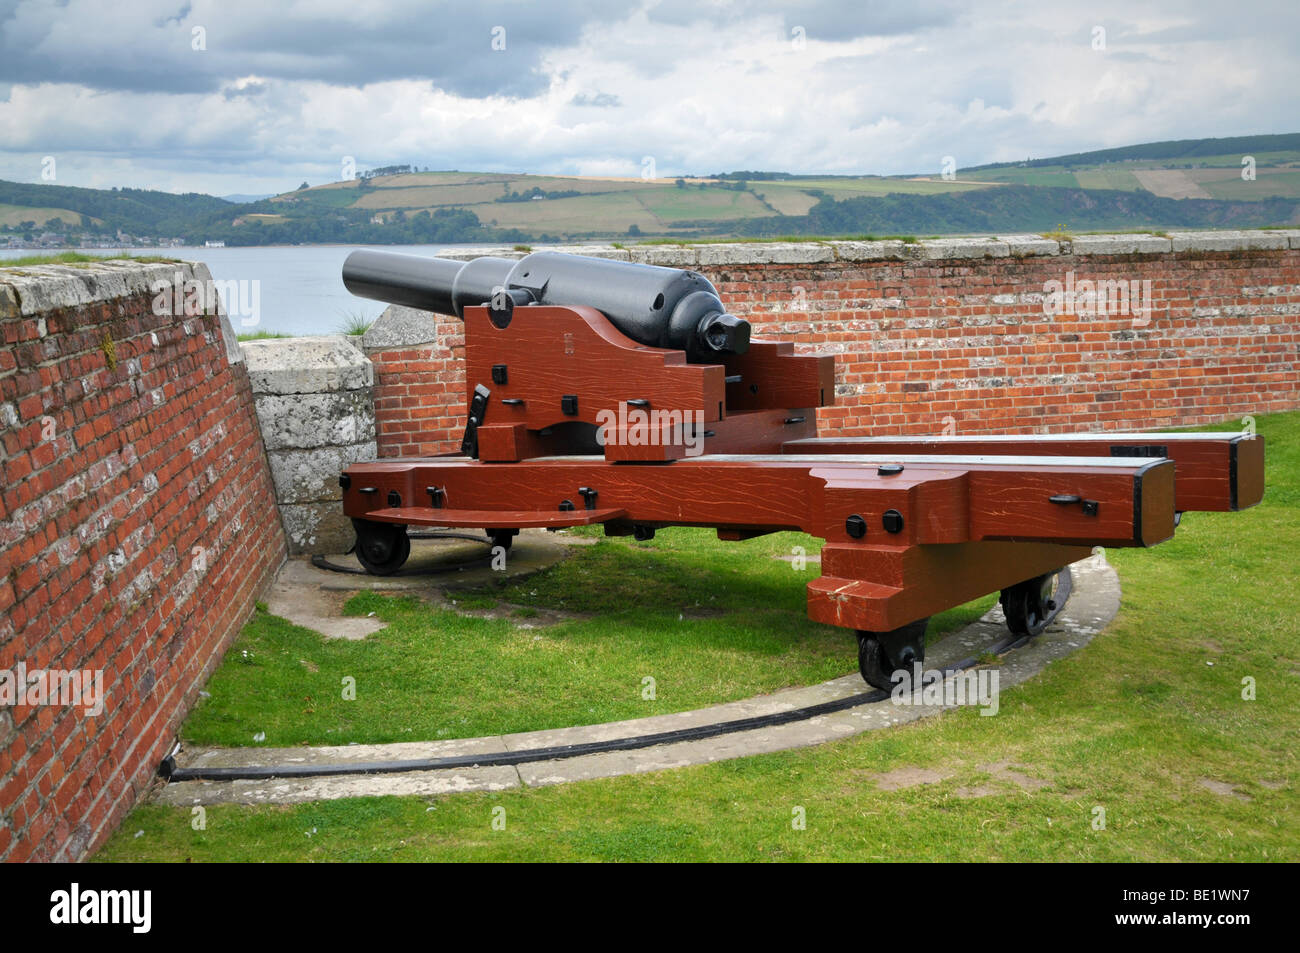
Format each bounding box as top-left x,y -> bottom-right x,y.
241,335 -> 375,553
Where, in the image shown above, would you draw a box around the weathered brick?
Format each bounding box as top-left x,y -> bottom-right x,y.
0,261 -> 287,864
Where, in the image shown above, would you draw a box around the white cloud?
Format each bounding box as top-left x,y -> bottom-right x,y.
0,0 -> 1295,194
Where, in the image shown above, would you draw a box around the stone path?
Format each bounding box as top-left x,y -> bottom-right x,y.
265,529 -> 577,640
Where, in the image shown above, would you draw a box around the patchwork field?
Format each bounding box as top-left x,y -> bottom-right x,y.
278,171 -> 994,235
964,147 -> 1300,202
0,203 -> 87,227
2,134 -> 1295,245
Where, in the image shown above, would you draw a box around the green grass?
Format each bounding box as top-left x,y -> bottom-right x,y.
762,177 -> 991,196
335,311 -> 374,336
96,412 -> 1298,862
236,330 -> 290,341
636,187 -> 772,223
176,529 -> 993,748
965,152 -> 1300,202
0,251 -> 177,268
1073,169 -> 1144,192
1201,169 -> 1300,201
0,204 -> 86,228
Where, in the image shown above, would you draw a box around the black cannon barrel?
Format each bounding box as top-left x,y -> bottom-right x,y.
342,248 -> 750,362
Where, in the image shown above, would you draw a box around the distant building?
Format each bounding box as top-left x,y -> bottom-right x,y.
205,240 -> 226,248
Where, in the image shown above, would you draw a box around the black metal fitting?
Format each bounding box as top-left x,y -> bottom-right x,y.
1049,494 -> 1100,516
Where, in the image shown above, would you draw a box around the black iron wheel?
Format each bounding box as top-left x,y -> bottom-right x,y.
354,521 -> 411,576
488,529 -> 517,551
857,635 -> 893,691
1000,571 -> 1061,637
855,617 -> 929,691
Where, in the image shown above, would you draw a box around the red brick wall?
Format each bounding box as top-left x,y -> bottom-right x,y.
370,312 -> 465,457
0,266 -> 287,861
370,247 -> 1299,451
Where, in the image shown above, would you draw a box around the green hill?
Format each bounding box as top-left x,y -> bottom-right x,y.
963,133 -> 1300,171
2,133 -> 1298,247
0,180 -> 233,237
733,186 -> 1300,238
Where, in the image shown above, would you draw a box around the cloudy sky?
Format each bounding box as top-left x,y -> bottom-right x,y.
0,0 -> 1296,196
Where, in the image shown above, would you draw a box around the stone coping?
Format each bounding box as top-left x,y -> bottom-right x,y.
0,257 -> 243,365
430,230 -> 1300,267
241,333 -> 372,394
0,258 -> 196,315
359,229 -> 1300,349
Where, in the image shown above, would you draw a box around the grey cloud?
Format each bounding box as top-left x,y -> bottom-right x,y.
643,0 -> 963,39
571,91 -> 621,107
222,79 -> 267,99
2,0 -> 1299,195
0,0 -> 612,97
154,2 -> 191,28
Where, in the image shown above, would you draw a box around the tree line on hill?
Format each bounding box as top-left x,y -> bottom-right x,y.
963,132 -> 1300,172
724,186 -> 1300,238
3,175 -> 1296,247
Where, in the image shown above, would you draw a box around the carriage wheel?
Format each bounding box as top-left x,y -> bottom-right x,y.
353,520 -> 411,576
855,617 -> 929,691
999,568 -> 1070,637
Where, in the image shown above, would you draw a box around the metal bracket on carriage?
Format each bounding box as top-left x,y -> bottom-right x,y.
463,303 -> 834,463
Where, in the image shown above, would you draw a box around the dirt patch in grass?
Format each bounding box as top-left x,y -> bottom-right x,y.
1197,778 -> 1251,801
980,760 -> 1051,791
953,785 -> 999,798
873,767 -> 952,790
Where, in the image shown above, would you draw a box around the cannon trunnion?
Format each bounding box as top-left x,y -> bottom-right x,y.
339,249 -> 1264,689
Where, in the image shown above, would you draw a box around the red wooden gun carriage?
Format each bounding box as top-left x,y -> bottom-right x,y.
337,249 -> 1264,689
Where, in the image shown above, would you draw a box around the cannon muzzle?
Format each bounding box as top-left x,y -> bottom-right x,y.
342,248 -> 750,362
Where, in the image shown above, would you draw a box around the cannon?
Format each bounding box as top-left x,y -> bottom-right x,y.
343,249 -> 750,362
337,249 -> 1264,689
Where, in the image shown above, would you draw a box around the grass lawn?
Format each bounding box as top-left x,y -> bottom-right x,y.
0,251 -> 177,268
176,529 -> 994,748
96,412 -> 1298,862
235,330 -> 291,341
